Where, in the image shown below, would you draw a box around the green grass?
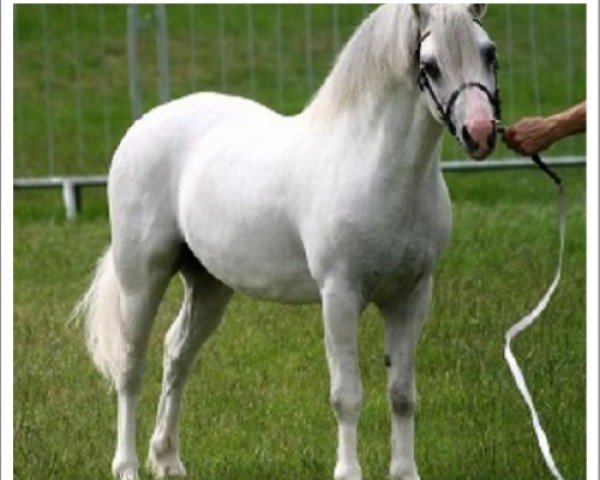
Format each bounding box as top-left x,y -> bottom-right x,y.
14,4 -> 586,177
14,4 -> 587,479
14,167 -> 585,480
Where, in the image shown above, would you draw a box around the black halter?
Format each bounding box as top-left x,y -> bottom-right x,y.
415,27 -> 502,139
414,21 -> 563,187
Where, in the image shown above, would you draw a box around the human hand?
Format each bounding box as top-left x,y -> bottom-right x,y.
502,116 -> 558,156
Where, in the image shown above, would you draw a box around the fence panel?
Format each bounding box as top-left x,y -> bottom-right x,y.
14,4 -> 587,180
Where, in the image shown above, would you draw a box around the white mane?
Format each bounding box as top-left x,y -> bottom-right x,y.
305,4 -> 482,121
306,5 -> 419,119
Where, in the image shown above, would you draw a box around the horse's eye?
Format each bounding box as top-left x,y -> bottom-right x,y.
482,45 -> 497,66
421,60 -> 441,80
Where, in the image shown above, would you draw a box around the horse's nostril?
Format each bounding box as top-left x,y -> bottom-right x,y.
461,126 -> 478,153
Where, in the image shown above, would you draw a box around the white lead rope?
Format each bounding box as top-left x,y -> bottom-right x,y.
504,182 -> 567,480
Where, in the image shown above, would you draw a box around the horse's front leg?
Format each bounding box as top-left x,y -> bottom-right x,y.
321,279 -> 364,480
378,277 -> 432,480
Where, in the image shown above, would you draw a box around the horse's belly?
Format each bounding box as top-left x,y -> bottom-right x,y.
194,246 -> 319,304
183,216 -> 320,304
234,273 -> 320,304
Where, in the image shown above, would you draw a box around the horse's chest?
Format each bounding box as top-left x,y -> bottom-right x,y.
365,223 -> 445,279
331,194 -> 451,300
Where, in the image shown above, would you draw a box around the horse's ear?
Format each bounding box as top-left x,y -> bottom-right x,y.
469,4 -> 487,20
411,4 -> 421,20
411,5 -> 431,26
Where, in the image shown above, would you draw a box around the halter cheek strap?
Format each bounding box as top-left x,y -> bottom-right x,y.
415,29 -> 502,138
419,75 -> 500,138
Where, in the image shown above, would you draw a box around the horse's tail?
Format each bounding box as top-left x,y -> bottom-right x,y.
72,247 -> 125,388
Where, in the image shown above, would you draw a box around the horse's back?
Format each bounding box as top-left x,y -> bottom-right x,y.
108,92 -> 283,231
108,92 -> 319,302
110,92 -> 280,182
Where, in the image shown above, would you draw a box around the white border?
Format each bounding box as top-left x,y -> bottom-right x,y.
585,0 -> 599,479
1,1 -> 14,479
2,2 -> 597,480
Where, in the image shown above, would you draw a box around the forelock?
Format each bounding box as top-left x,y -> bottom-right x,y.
429,6 -> 482,66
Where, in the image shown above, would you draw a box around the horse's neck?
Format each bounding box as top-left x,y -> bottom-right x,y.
304,80 -> 444,181
349,87 -> 445,186
302,4 -> 445,184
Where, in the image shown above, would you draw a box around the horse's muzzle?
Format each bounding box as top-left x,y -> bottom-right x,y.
462,120 -> 497,160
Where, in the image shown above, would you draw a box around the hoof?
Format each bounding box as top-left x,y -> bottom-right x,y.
334,462 -> 362,480
147,457 -> 187,478
147,439 -> 187,478
117,472 -> 139,480
390,461 -> 420,480
112,457 -> 139,480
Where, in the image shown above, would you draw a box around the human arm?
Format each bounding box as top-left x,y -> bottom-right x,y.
503,101 -> 586,156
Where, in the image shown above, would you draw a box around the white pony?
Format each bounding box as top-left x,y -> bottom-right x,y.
76,4 -> 499,480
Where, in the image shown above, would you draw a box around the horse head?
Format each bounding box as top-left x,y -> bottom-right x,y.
414,4 -> 500,160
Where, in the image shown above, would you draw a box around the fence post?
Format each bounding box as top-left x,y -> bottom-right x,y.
127,5 -> 143,120
155,4 -> 170,103
62,180 -> 81,220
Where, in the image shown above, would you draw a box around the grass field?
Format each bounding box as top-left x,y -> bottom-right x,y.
14,4 -> 587,480
14,167 -> 586,480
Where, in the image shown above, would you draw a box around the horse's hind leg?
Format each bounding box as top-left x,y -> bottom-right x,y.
148,249 -> 232,478
110,244 -> 180,480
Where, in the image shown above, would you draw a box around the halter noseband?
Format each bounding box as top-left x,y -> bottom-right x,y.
415,25 -> 502,139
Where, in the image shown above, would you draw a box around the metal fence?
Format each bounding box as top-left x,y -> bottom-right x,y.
13,4 -> 586,218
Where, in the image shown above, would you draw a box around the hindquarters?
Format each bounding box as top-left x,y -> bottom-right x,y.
148,246 -> 232,477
